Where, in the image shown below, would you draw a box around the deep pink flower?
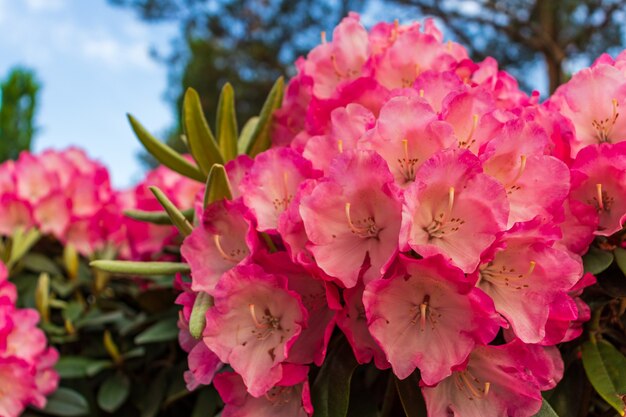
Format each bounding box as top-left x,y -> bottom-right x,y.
203,264 -> 307,396
422,341 -> 563,417
300,150 -> 402,287
364,255 -> 500,384
214,364 -> 313,416
400,149 -> 509,273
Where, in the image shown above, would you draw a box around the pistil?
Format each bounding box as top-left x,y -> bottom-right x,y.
213,235 -> 241,263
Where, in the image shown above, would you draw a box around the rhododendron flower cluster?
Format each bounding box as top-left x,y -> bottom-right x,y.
177,14 -> 595,417
0,148 -> 125,255
0,262 -> 59,416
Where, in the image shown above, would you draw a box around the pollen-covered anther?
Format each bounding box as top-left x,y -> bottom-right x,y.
480,260 -> 536,290
459,114 -> 479,148
213,235 -> 242,263
344,202 -> 379,238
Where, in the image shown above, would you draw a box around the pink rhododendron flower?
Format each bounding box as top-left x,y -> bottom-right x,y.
364,255 -> 500,384
422,341 -> 563,417
214,364 -> 313,417
300,150 -> 402,287
0,262 -> 59,416
203,264 -> 307,396
400,148 -> 509,273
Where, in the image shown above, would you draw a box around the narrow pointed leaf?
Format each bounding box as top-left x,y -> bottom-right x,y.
582,339 -> 626,416
189,292 -> 214,339
216,82 -> 238,161
238,116 -> 259,155
245,77 -> 284,157
90,260 -> 190,276
183,87 -> 223,175
311,336 -> 359,417
124,208 -> 194,225
203,164 -> 233,208
149,186 -> 193,236
395,372 -> 427,417
127,114 -> 204,182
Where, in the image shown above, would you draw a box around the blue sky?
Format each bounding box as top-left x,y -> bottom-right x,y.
0,0 -> 178,187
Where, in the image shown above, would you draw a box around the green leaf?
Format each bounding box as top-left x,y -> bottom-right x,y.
615,247 -> 626,275
245,77 -> 284,157
56,355 -> 111,378
139,370 -> 167,417
189,292 -> 213,339
135,317 -> 179,344
533,399 -> 560,417
43,387 -> 89,416
183,87 -> 224,175
583,246 -> 614,275
90,260 -> 190,276
582,339 -> 626,416
61,301 -> 84,323
395,372 -> 427,417
97,373 -> 131,413
127,114 -> 205,182
203,164 -> 232,208
149,186 -> 193,236
124,208 -> 194,225
237,116 -> 259,155
216,82 -> 238,161
7,227 -> 41,268
311,336 -> 359,417
22,253 -> 62,275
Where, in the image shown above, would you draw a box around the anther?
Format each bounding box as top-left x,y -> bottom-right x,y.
249,304 -> 268,329
419,303 -> 428,328
419,89 -> 425,98
337,139 -> 344,154
596,183 -> 604,210
446,187 -> 455,220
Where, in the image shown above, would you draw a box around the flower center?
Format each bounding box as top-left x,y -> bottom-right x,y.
265,386 -> 295,406
454,369 -> 491,401
213,235 -> 246,263
272,171 -> 293,212
409,294 -> 441,331
458,114 -> 479,149
505,155 -> 527,194
424,187 -> 464,239
397,139 -> 419,182
345,202 -> 380,239
592,98 -> 619,143
479,260 -> 535,290
590,183 -> 614,213
249,304 -> 282,340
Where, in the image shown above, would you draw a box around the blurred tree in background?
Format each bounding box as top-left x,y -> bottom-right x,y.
110,0 -> 626,164
0,67 -> 40,162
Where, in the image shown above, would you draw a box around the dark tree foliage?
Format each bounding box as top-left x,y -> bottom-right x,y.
0,67 -> 40,162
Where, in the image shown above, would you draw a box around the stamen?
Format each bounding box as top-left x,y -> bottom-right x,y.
337,139 -> 344,154
419,89 -> 425,98
460,114 -> 479,148
389,19 -> 399,43
596,183 -> 604,210
507,155 -> 527,187
460,372 -> 489,399
612,98 -> 619,122
213,235 -> 239,262
249,304 -> 268,329
402,139 -> 409,162
345,203 -> 364,234
419,302 -> 428,328
484,382 -> 491,397
446,187 -> 455,220
527,261 -> 536,276
320,31 -> 327,44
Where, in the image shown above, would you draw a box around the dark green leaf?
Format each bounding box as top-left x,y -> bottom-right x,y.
583,246 -> 614,275
395,372 -> 427,417
203,164 -> 232,208
61,301 -> 83,323
614,247 -> 626,275
544,359 -> 585,417
56,356 -> 103,379
311,336 -> 359,417
124,208 -> 194,225
149,186 -> 193,236
127,114 -> 205,182
245,77 -> 284,157
90,260 -> 190,276
97,373 -> 130,413
216,82 -> 238,161
135,317 -> 179,344
139,370 -> 167,417
22,253 -> 61,275
533,399 -> 560,417
43,387 -> 89,416
183,87 -> 224,175
582,339 -> 626,415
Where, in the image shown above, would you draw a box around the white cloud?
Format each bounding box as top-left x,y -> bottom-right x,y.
24,0 -> 66,12
81,35 -> 156,71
